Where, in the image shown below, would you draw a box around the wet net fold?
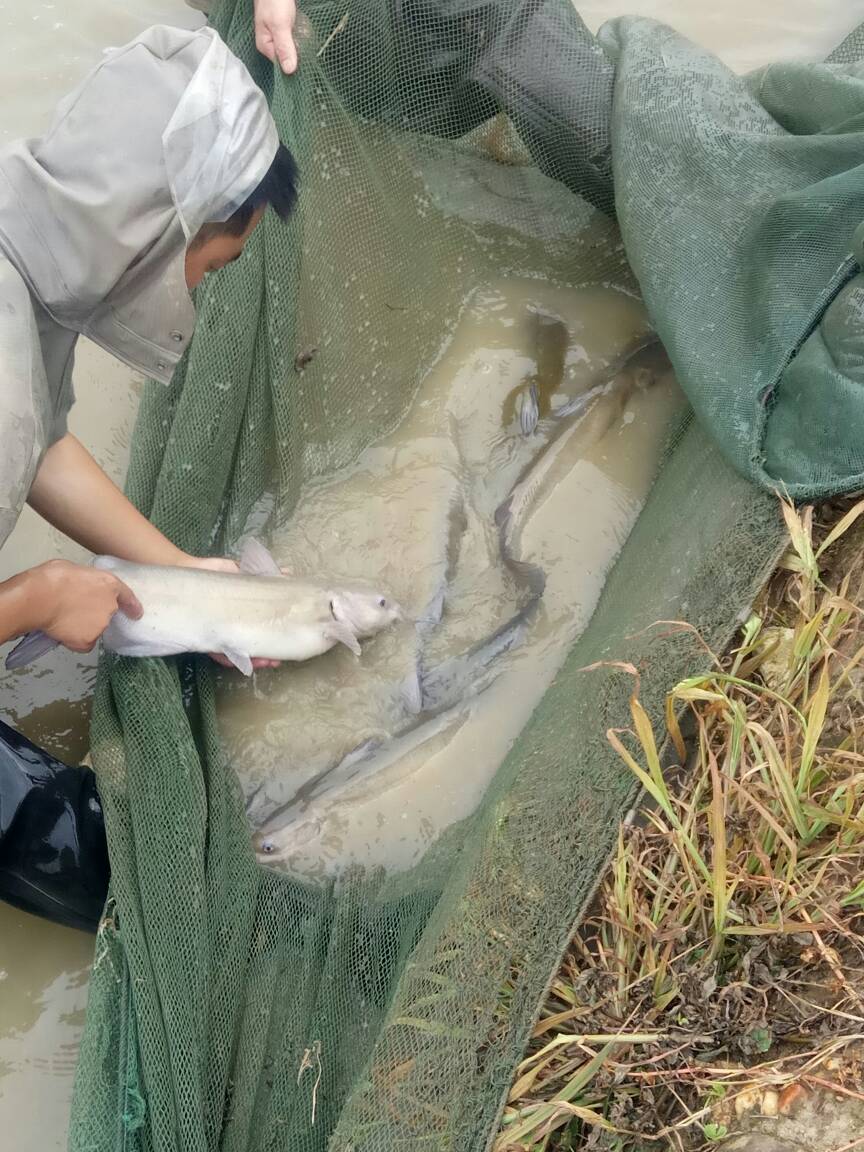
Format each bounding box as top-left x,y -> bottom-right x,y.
70,4 -> 864,1150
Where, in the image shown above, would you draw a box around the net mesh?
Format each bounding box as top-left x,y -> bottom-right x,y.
69,4 -> 864,1149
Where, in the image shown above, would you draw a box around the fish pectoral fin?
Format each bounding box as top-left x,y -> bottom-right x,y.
417,587 -> 445,633
324,622 -> 362,656
221,647 -> 255,677
400,670 -> 423,715
5,630 -> 61,670
237,537 -> 282,578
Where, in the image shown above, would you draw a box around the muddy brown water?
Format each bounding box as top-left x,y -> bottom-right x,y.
226,280 -> 686,878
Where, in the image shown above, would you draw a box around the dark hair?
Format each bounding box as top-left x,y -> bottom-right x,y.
193,142 -> 298,244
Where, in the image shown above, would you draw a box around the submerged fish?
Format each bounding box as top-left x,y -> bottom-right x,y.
253,705 -> 473,865
226,619 -> 424,829
418,597 -> 538,713
497,341 -> 668,552
503,311 -> 570,434
5,538 -> 401,677
421,346 -> 669,711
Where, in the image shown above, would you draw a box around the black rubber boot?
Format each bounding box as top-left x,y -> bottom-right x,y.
0,718 -> 109,933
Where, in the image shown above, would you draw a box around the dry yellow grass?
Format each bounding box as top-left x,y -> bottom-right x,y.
497,497 -> 864,1151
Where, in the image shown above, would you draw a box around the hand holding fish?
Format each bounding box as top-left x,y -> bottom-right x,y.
5,539 -> 401,675
0,560 -> 142,658
12,437 -> 396,673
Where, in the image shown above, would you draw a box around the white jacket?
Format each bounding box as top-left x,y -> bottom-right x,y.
0,25 -> 278,547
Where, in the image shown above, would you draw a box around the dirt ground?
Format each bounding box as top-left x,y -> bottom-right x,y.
723,1089 -> 864,1152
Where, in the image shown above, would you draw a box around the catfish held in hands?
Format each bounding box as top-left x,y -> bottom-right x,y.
6,538 -> 402,677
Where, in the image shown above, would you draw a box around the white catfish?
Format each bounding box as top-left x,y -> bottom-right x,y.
5,538 -> 401,677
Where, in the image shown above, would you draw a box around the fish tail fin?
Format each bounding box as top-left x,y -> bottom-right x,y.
5,630 -> 61,671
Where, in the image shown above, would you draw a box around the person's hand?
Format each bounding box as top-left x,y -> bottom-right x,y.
254,0 -> 298,74
29,560 -> 143,653
181,555 -> 281,670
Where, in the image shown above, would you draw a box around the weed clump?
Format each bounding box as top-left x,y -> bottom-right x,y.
498,498 -> 864,1151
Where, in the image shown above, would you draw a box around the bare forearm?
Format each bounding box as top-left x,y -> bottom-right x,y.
12,437 -> 282,668
27,433 -> 189,565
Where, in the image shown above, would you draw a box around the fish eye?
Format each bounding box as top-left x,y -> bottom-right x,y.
378,597 -> 387,608
262,840 -> 274,854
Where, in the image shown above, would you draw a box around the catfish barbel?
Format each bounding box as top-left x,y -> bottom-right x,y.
5,538 -> 401,676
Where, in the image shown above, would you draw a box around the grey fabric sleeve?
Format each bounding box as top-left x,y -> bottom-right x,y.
0,258 -> 51,550
31,295 -> 77,445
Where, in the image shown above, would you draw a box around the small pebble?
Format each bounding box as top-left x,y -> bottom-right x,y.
760,1088 -> 779,1117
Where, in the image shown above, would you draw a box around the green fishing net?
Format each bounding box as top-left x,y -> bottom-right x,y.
70,4 -> 864,1149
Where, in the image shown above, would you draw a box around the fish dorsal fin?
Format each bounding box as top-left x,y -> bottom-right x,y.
324,621 -> 361,656
221,647 -> 254,677
237,537 -> 282,577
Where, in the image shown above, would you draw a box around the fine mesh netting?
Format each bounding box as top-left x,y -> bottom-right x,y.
69,4 -> 864,1150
